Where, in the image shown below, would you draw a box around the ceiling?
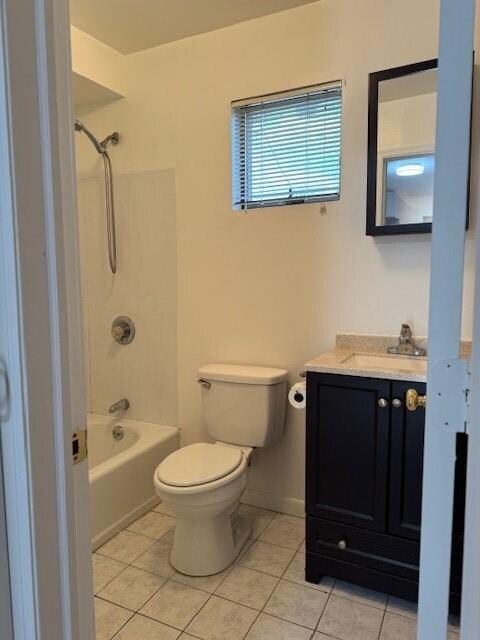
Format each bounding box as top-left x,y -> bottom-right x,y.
379,68 -> 437,103
70,0 -> 319,54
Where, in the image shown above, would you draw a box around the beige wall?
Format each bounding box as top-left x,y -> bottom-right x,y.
75,0 -> 477,514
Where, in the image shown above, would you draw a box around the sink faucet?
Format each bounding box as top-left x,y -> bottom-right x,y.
387,324 -> 426,357
108,398 -> 130,414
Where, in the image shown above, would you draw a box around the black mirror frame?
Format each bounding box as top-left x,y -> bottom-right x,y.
366,58 -> 438,237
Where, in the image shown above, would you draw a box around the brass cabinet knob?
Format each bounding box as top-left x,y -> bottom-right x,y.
406,389 -> 427,412
378,398 -> 389,408
338,539 -> 347,551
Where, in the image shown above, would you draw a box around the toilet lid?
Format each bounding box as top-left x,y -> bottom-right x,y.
157,443 -> 243,487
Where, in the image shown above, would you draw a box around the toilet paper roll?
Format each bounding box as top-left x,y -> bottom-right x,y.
288,381 -> 306,409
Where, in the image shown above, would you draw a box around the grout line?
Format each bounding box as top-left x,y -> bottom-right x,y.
181,587 -> 215,636
93,504 -> 397,640
377,607 -> 387,640
92,555 -> 129,596
328,592 -> 388,612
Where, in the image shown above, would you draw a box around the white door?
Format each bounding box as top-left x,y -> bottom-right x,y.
417,0 -> 477,639
0,0 -> 94,638
0,444 -> 13,640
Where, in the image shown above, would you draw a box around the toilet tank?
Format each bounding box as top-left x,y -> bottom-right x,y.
198,363 -> 288,447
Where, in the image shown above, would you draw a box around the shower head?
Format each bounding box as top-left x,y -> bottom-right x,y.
74,119 -> 105,154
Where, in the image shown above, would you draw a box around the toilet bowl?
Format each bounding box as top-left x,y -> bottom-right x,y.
154,442 -> 252,576
154,363 -> 288,576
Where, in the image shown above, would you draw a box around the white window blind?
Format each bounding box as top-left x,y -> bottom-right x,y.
232,82 -> 342,210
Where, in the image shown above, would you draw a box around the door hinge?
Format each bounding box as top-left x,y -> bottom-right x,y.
72,428 -> 88,464
429,358 -> 470,433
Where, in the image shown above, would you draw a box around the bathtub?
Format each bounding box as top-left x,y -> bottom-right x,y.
88,413 -> 179,550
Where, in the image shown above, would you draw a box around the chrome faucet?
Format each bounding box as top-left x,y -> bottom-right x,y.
387,324 -> 426,357
108,398 -> 130,414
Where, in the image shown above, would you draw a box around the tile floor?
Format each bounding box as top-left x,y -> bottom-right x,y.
93,503 -> 460,640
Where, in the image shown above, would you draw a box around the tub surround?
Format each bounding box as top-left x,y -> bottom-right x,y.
305,333 -> 471,383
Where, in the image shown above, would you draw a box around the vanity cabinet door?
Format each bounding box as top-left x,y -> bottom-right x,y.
388,381 -> 426,541
306,373 -> 390,532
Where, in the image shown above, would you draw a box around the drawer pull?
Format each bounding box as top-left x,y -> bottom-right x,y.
338,539 -> 347,551
392,398 -> 402,408
378,398 -> 389,408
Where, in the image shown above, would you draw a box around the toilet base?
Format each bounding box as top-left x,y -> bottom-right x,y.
170,510 -> 251,576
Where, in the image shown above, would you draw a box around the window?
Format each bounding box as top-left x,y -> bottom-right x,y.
232,82 -> 342,210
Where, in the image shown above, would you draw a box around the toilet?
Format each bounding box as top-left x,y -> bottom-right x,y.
154,363 -> 288,576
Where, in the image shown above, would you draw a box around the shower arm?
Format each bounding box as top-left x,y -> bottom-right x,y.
74,120 -> 119,274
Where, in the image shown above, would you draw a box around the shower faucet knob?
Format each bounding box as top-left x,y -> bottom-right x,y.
111,316 -> 136,345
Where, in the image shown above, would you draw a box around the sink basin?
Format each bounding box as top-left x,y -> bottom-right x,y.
342,353 -> 427,374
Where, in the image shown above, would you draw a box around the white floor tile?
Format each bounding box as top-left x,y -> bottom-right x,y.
92,554 -> 126,594
140,580 -> 209,630
98,565 -> 166,611
186,595 -> 258,640
386,595 -> 417,620
283,548 -> 334,593
97,530 -> 155,565
258,519 -> 305,550
317,595 -> 384,640
171,566 -> 231,594
114,613 -> 181,639
332,580 -> 388,610
131,540 -> 175,578
238,540 -> 295,577
264,579 -> 328,629
245,612 -> 312,640
94,597 -> 132,640
128,512 -> 176,540
215,566 -> 278,609
274,513 -> 305,527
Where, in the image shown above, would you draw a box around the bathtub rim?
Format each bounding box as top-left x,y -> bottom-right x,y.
88,413 -> 179,482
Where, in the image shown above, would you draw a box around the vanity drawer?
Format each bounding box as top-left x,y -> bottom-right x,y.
306,516 -> 420,580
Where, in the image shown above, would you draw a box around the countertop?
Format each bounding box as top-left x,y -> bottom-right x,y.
305,332 -> 474,383
305,333 -> 472,382
305,347 -> 428,382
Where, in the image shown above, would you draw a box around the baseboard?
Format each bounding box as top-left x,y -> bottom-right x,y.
241,488 -> 305,518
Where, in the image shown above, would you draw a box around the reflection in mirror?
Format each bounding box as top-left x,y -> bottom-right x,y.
377,68 -> 437,227
366,59 -> 438,236
383,153 -> 435,225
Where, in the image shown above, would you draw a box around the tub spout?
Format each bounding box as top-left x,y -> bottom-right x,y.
109,398 -> 130,413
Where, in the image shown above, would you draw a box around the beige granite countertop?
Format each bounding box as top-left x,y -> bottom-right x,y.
305,333 -> 472,383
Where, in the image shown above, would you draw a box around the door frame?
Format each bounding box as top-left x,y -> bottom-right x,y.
0,0 -> 93,638
417,0 -> 476,639
0,443 -> 13,640
0,0 -> 479,639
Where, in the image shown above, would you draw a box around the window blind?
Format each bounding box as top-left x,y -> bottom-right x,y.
232,82 -> 342,209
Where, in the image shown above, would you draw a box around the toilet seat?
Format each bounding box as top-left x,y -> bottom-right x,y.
157,443 -> 243,488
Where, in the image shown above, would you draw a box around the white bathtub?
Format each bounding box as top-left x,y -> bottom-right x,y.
88,413 -> 179,549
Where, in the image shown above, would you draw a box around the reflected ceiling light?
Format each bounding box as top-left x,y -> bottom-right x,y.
395,163 -> 425,177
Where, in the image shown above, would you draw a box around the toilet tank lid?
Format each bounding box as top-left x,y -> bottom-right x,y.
198,363 -> 288,385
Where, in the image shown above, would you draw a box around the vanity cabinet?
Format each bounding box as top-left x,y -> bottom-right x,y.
306,372 -> 466,612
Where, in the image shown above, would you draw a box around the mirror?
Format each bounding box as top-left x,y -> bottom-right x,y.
366,59 -> 438,235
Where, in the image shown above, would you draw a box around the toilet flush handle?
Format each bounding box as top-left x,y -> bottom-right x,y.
197,379 -> 211,389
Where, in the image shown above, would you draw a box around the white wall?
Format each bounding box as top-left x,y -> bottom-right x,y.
75,0 -> 477,514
